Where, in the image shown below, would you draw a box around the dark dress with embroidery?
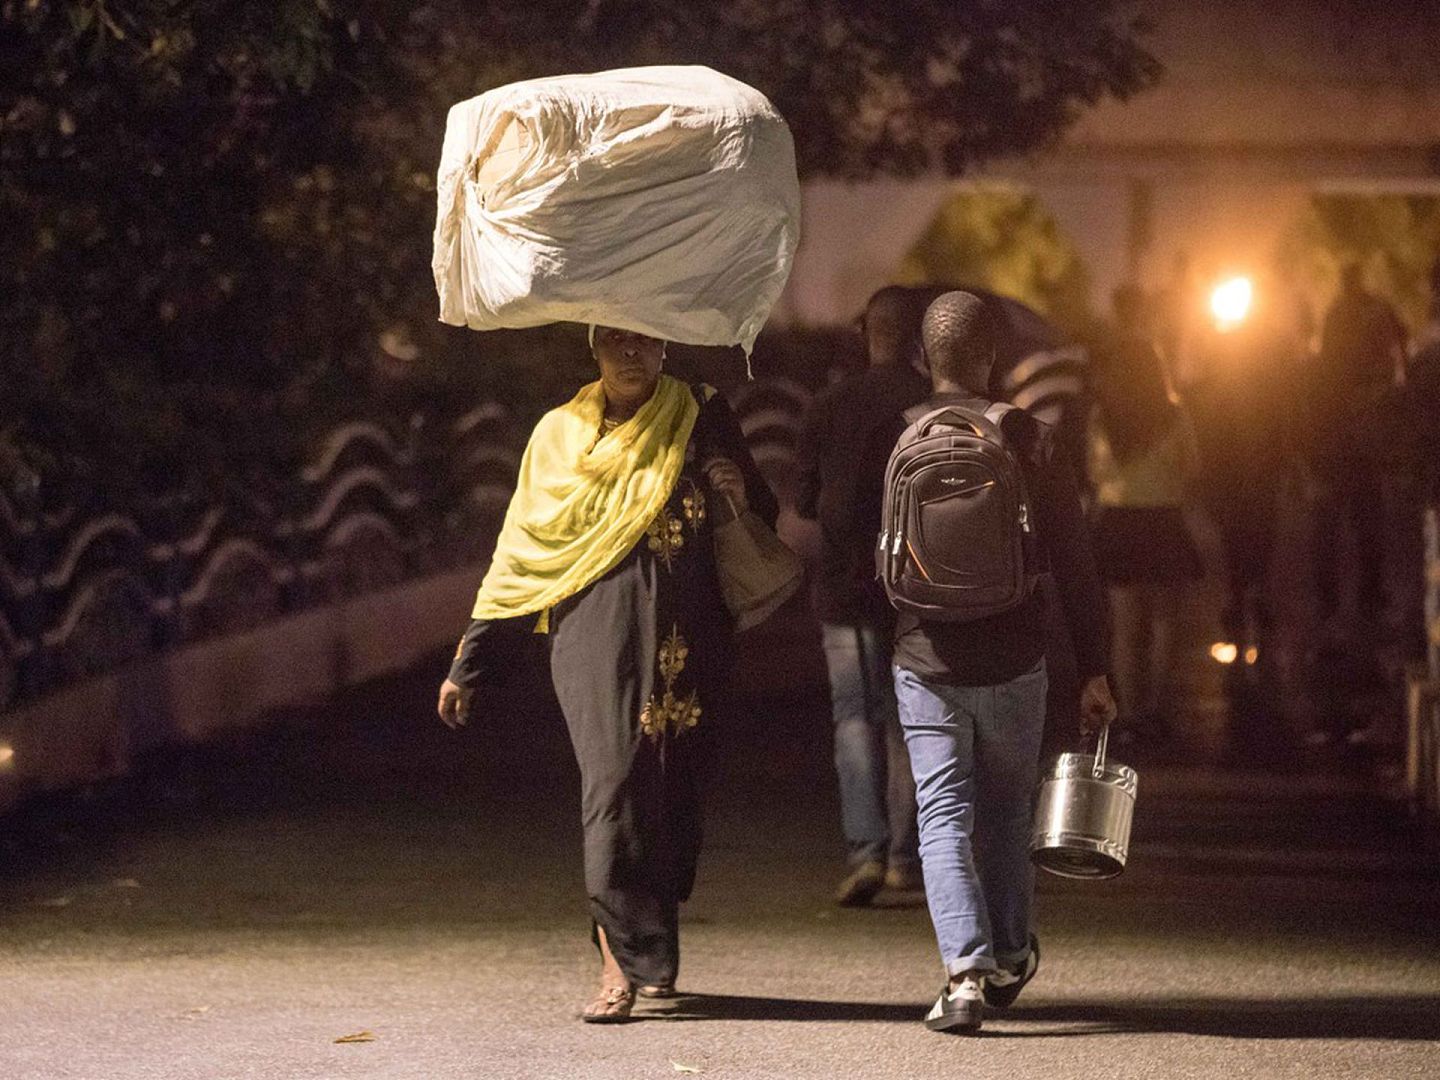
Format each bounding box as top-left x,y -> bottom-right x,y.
449,388 -> 777,988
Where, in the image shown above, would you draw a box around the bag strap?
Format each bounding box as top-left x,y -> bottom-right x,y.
984,401 -> 1016,426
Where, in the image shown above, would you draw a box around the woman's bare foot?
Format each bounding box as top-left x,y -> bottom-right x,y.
582,924 -> 635,1023
582,983 -> 635,1022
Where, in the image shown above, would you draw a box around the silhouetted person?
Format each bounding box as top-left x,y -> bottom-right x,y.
1384,262 -> 1440,691
1409,261 -> 1440,505
864,291 -> 1115,1034
796,286 -> 924,905
1402,255 -> 1440,502
1309,264 -> 1408,631
1417,256 -> 1440,354
1088,286 -> 1202,735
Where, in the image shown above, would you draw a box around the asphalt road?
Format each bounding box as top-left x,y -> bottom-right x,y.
2,617 -> 1438,1080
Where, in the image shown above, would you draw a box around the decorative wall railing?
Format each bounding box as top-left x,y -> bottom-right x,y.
0,406 -> 525,712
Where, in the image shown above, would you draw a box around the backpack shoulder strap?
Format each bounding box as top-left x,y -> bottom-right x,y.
983,401 -> 1016,425
988,403 -> 1056,468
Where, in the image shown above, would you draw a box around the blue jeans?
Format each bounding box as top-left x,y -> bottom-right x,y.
894,661 -> 1047,977
821,621 -> 918,869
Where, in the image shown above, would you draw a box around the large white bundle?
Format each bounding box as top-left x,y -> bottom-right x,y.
432,66 -> 799,355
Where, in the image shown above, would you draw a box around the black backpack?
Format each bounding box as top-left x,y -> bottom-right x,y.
876,400 -> 1038,622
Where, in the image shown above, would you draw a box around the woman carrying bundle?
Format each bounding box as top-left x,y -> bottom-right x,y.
437,325 -> 777,1022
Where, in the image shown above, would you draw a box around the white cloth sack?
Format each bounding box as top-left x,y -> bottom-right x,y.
432,66 -> 799,355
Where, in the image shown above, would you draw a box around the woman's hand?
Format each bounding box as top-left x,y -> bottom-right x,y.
437,678 -> 473,729
703,457 -> 748,515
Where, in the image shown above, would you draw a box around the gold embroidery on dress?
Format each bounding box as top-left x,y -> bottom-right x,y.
646,479 -> 707,573
658,626 -> 688,682
681,478 -> 707,531
645,508 -> 686,571
639,625 -> 702,739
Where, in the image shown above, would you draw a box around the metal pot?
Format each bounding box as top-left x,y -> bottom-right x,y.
1030,724 -> 1137,879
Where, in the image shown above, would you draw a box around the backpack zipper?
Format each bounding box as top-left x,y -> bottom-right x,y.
906,538 -> 933,581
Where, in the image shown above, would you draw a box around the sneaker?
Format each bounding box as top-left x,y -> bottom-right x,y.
834,860 -> 886,907
984,934 -> 1039,1008
924,974 -> 984,1033
884,862 -> 924,892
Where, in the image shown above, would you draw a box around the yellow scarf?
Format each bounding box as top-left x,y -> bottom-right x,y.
471,374 -> 699,623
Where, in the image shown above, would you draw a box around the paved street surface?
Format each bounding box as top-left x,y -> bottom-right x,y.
3,606 -> 1438,1080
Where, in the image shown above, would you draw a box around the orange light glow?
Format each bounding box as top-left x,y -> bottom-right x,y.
1210,642 -> 1239,665
1210,277 -> 1253,331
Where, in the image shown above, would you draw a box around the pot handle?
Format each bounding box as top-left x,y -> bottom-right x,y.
1091,722 -> 1110,779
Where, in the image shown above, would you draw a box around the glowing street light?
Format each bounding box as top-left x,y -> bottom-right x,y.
1209,642 -> 1239,665
1210,276 -> 1253,331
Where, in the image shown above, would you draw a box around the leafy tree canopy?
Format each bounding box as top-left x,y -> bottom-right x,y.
895,187 -> 1093,336
1,0 -> 1158,497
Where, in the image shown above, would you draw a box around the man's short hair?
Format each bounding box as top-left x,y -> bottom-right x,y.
922,291 -> 996,388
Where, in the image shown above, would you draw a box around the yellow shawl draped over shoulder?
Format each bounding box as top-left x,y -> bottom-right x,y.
471,374 -> 699,622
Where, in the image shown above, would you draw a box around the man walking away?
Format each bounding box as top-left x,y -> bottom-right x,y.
797,286 -> 927,905
871,291 -> 1116,1034
1309,263 -> 1408,635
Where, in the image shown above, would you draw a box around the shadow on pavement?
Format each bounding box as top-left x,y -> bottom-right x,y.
642,994 -> 1440,1039
644,994 -> 922,1023
997,997 -> 1440,1041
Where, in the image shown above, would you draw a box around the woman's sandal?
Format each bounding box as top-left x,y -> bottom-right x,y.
637,984 -> 677,999
581,984 -> 636,1024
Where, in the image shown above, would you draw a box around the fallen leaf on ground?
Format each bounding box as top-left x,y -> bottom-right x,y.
334,1031 -> 377,1044
671,1063 -> 703,1074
